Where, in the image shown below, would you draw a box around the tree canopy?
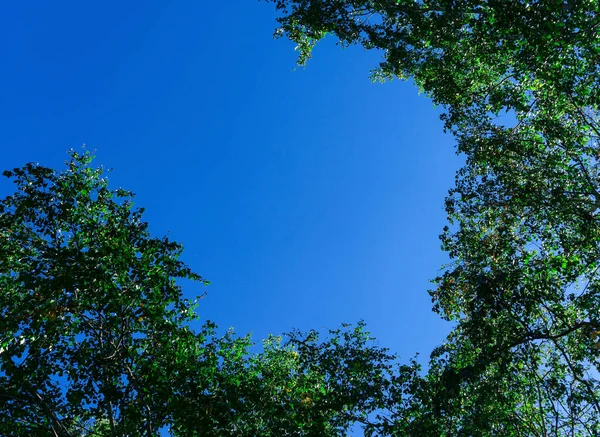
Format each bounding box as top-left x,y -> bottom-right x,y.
264,0 -> 600,435
2,0 -> 600,435
0,152 -> 205,435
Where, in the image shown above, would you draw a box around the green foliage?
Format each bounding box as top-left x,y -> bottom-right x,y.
265,0 -> 600,435
0,151 -> 207,435
169,321 -> 415,437
4,0 -> 600,434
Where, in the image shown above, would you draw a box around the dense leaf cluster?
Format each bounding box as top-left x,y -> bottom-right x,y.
0,153 -> 204,435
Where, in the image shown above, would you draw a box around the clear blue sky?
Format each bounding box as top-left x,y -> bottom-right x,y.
0,1 -> 459,364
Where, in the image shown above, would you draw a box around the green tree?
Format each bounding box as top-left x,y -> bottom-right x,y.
264,0 -> 600,435
170,321 -> 414,437
0,151 -> 208,435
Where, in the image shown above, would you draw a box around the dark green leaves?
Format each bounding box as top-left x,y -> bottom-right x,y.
0,151 -> 207,436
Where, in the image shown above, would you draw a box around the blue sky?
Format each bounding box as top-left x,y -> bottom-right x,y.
1,1 -> 459,365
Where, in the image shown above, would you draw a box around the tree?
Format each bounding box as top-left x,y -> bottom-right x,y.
0,151 -> 208,435
264,0 -> 600,435
169,321 -> 414,437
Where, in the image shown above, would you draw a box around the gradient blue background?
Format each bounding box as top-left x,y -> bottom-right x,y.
0,1 -> 459,375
